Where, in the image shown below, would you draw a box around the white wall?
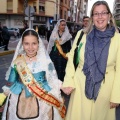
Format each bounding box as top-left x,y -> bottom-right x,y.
0,15 -> 24,28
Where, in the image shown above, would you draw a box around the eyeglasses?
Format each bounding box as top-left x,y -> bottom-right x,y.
83,20 -> 89,22
92,11 -> 109,17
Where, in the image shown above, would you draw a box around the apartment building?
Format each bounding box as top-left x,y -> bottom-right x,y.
77,0 -> 88,23
0,0 -> 35,28
60,0 -> 70,20
69,0 -> 88,23
0,0 -> 59,29
113,0 -> 120,20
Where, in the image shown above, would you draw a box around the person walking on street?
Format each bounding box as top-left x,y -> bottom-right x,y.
72,16 -> 89,40
62,1 -> 120,120
2,26 -> 10,51
0,22 -> 3,46
82,16 -> 89,29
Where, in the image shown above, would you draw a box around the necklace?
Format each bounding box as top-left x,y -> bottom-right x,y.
26,53 -> 37,61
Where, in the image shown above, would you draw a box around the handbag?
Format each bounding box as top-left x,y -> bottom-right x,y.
73,31 -> 84,70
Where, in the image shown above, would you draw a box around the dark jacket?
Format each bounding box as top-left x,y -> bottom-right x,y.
2,26 -> 10,40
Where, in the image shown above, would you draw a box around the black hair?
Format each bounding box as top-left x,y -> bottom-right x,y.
59,19 -> 66,23
22,30 -> 39,42
83,16 -> 89,21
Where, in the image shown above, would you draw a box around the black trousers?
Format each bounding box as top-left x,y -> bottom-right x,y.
4,39 -> 9,50
116,105 -> 120,120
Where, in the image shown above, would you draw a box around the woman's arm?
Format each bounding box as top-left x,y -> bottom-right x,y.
110,33 -> 120,105
62,31 -> 82,94
8,67 -> 19,83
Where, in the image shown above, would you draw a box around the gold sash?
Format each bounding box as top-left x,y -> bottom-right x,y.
14,55 -> 66,118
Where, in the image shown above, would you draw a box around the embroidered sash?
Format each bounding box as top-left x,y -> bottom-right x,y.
14,55 -> 66,118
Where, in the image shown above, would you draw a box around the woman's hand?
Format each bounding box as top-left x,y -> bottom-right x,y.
61,87 -> 74,95
110,102 -> 119,109
0,105 -> 5,112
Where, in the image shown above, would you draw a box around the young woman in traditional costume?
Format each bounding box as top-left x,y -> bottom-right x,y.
1,29 -> 66,120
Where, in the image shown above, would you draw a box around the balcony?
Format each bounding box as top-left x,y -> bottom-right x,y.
19,0 -> 37,2
114,16 -> 120,20
114,6 -> 120,11
39,11 -> 45,16
7,9 -> 13,14
17,7 -> 24,14
114,12 -> 120,16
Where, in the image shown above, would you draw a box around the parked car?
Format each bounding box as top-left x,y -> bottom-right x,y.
8,28 -> 20,37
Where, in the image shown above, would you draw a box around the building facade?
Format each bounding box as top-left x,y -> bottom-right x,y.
68,0 -> 88,23
0,0 -> 38,28
113,0 -> 120,20
59,0 -> 70,20
77,0 -> 88,23
0,0 -> 60,29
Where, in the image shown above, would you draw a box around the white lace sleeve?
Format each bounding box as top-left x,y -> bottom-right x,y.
45,60 -> 62,101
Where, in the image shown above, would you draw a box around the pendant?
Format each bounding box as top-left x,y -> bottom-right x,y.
29,58 -> 32,61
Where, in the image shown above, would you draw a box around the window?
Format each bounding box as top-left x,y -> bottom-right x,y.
7,0 -> 13,10
64,10 -> 67,20
41,17 -> 45,22
39,5 -> 45,12
65,0 -> 67,4
34,6 -> 36,12
39,17 -> 46,22
60,9 -> 63,18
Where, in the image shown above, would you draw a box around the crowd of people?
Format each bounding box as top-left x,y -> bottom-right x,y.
0,1 -> 120,120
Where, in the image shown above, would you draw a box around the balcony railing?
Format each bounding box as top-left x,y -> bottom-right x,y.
39,11 -> 45,16
7,9 -> 13,13
114,12 -> 120,16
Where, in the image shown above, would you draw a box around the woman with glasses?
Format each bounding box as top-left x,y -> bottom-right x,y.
61,1 -> 120,120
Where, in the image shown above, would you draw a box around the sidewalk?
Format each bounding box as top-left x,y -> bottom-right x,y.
0,38 -> 48,56
0,47 -> 15,56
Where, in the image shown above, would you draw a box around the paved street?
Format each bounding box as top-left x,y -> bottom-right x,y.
0,36 -> 48,92
0,54 -> 14,92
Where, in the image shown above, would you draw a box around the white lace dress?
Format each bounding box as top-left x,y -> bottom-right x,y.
2,60 -> 63,120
